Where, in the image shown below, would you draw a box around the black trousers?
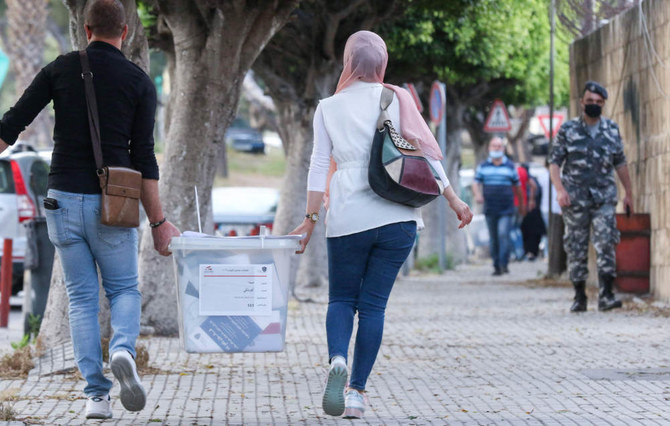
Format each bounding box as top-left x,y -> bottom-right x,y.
520,208 -> 546,257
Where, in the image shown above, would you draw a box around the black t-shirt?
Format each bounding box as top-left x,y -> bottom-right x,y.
0,41 -> 159,193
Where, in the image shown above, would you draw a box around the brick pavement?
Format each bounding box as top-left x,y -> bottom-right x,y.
1,260 -> 670,425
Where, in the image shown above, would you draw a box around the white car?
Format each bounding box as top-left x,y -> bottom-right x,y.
0,145 -> 50,299
212,186 -> 279,236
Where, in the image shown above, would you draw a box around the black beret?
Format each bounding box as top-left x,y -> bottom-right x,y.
583,80 -> 608,100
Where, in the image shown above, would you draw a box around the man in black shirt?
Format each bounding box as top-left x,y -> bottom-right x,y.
0,0 -> 180,419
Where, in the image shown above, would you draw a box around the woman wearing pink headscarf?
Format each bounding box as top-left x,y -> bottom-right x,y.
290,31 -> 472,419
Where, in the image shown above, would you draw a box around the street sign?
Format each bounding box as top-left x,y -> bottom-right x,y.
483,99 -> 512,133
537,113 -> 565,139
429,81 -> 445,125
404,83 -> 423,113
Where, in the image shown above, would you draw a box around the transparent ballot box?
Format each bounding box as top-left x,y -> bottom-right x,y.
169,233 -> 300,353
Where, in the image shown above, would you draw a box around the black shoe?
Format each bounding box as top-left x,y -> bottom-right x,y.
492,268 -> 503,276
598,295 -> 622,311
502,266 -> 510,274
570,281 -> 587,312
598,274 -> 622,311
570,298 -> 587,312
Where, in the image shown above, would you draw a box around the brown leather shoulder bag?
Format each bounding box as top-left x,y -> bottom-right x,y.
80,50 -> 142,228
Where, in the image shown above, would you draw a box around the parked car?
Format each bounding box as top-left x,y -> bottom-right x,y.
528,134 -> 549,156
212,186 -> 279,236
224,118 -> 266,154
0,145 -> 50,297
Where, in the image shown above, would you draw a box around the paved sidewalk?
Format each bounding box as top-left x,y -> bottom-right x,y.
1,260 -> 670,424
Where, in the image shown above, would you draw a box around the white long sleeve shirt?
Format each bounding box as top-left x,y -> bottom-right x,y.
307,81 -> 450,238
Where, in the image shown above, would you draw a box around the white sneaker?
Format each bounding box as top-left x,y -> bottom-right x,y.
343,388 -> 368,419
85,394 -> 112,419
322,355 -> 348,416
110,351 -> 146,411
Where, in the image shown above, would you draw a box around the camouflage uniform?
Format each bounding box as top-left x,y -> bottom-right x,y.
549,116 -> 626,283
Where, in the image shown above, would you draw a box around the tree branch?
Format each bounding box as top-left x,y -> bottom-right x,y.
322,0 -> 366,60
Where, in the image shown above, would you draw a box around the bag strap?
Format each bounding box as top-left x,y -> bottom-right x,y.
377,87 -> 394,130
380,87 -> 394,111
79,50 -> 104,171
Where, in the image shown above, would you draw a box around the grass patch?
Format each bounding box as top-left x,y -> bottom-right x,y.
0,346 -> 34,379
0,388 -> 20,422
520,277 -> 572,288
227,147 -> 285,177
101,339 -> 162,375
0,389 -> 19,402
0,402 -> 16,421
415,253 -> 455,274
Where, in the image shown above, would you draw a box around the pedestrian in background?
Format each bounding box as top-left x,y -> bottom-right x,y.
290,31 -> 472,419
0,0 -> 180,419
520,163 -> 545,261
510,161 -> 535,260
472,137 -> 525,275
550,81 -> 633,312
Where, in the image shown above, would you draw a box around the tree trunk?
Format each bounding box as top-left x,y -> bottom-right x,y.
418,105 -> 467,265
6,0 -> 51,147
255,58 -> 338,289
269,101 -> 329,289
444,126 -> 467,264
36,253 -> 69,349
138,1 -> 296,335
39,0 -> 149,345
507,108 -> 534,163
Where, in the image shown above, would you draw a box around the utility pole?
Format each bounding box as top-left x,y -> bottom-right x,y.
438,83 -> 447,271
547,0 -> 567,277
549,0 -> 555,169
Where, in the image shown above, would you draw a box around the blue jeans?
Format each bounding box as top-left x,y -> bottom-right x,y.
45,189 -> 141,397
485,213 -> 514,270
326,221 -> 416,391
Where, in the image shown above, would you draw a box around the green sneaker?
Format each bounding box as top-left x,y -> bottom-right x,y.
322,356 -> 348,416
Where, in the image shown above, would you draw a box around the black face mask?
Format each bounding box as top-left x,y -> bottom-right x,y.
584,104 -> 602,118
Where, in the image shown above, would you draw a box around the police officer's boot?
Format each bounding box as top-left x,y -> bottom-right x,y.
598,274 -> 622,311
570,281 -> 587,312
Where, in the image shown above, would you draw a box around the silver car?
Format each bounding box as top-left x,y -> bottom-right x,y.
0,145 -> 50,297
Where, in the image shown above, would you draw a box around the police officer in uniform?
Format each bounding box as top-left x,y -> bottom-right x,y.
549,81 -> 634,312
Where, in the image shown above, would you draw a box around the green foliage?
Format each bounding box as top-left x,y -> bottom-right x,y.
415,253 -> 455,273
137,2 -> 158,30
380,0 -> 570,107
10,335 -> 29,351
27,314 -> 41,340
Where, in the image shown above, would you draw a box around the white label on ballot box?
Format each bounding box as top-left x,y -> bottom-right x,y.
199,264 -> 273,316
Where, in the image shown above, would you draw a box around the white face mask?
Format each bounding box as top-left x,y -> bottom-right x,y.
489,150 -> 504,159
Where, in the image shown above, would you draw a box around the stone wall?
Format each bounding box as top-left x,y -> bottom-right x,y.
570,0 -> 670,299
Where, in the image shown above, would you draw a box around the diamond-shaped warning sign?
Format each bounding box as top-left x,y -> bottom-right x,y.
483,99 -> 512,133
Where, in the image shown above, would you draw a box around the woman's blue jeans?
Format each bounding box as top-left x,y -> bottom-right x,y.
485,213 -> 514,270
45,189 -> 141,397
326,221 -> 416,391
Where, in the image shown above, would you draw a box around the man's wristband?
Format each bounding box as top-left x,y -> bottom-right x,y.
150,217 -> 167,229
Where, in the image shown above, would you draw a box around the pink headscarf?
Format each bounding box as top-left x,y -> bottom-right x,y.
335,30 -> 443,160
